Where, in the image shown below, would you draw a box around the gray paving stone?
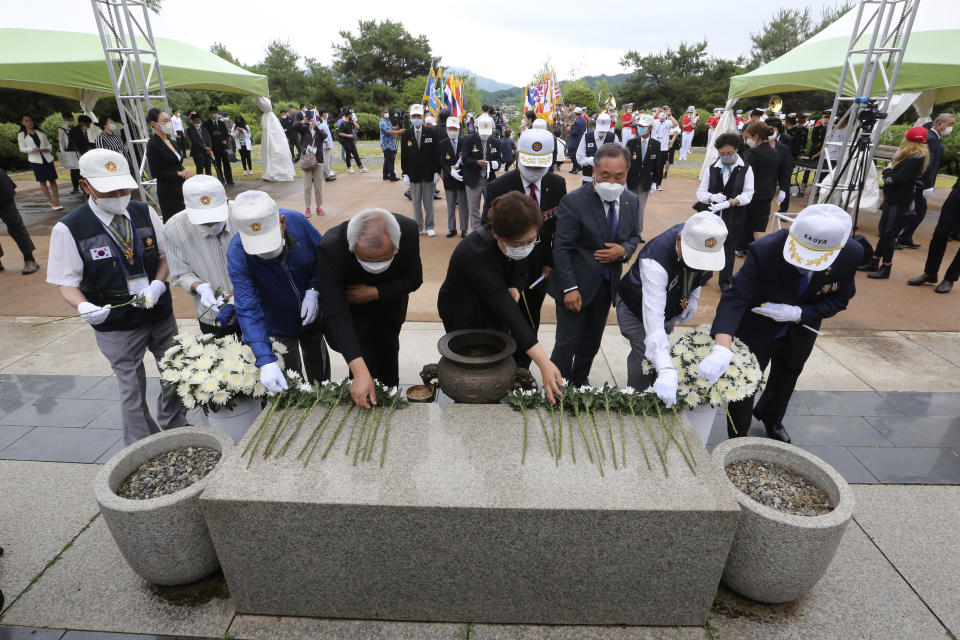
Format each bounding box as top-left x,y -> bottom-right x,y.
94,438 -> 125,464
879,392 -> 960,417
0,627 -> 65,639
708,524 -> 947,639
78,377 -> 161,402
789,391 -> 903,417
853,485 -> 960,636
778,415 -> 893,447
0,426 -> 31,451
228,616 -> 464,639
0,398 -> 112,428
795,446 -> 878,484
848,447 -> 960,484
84,403 -> 122,430
0,375 -> 106,400
0,518 -> 235,637
0,397 -> 28,418
62,632 -> 216,640
866,416 -> 960,447
0,427 -> 121,463
471,624 -> 703,639
0,461 -> 100,609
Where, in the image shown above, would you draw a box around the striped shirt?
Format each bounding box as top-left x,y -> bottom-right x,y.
96,130 -> 126,154
164,211 -> 237,323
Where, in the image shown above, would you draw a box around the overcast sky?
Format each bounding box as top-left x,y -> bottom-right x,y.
12,0 -> 851,87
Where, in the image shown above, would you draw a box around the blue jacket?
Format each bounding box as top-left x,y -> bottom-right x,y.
567,117 -> 586,150
228,210 -> 322,366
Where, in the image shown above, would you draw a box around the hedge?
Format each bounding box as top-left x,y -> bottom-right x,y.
0,122 -> 30,170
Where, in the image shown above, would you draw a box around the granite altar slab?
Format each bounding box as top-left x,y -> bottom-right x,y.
200,403 -> 740,626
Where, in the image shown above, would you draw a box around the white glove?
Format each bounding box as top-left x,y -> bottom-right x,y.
678,299 -> 698,324
195,282 -> 224,312
259,361 -> 288,394
751,302 -> 802,323
710,193 -> 727,204
777,190 -> 786,204
709,201 -> 731,213
652,368 -> 679,408
922,187 -> 934,198
698,345 -> 733,385
650,183 -> 657,192
490,160 -> 500,171
450,167 -> 464,182
145,279 -> 167,300
402,175 -> 410,186
300,289 -> 319,326
77,301 -> 112,326
433,172 -> 441,184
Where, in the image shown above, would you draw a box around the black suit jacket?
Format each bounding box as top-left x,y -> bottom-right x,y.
921,129 -> 944,189
481,169 -> 567,272
711,229 -> 862,366
67,126 -> 94,155
186,125 -> 212,158
145,134 -> 184,185
204,118 -> 230,154
437,135 -> 466,191
625,136 -> 662,192
746,144 -> 781,201
549,184 -> 644,306
774,141 -> 794,194
400,126 -> 441,182
461,133 -> 502,188
315,214 -> 422,364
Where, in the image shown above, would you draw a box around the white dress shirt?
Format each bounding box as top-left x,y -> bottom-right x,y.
520,174 -> 542,205
47,199 -> 166,287
651,120 -> 672,147
637,248 -> 702,372
696,156 -> 755,206
170,114 -> 184,134
319,119 -> 334,150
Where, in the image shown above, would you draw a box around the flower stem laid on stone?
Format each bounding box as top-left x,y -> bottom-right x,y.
318,404 -> 356,463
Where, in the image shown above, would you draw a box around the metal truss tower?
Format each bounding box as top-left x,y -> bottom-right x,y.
91,0 -> 170,207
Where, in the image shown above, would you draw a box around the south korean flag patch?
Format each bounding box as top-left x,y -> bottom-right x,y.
90,246 -> 113,260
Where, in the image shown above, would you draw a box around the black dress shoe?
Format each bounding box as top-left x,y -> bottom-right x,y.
461,231 -> 468,238
389,176 -> 401,182
857,258 -> 880,272
766,424 -> 791,443
935,279 -> 954,294
907,273 -> 938,286
867,264 -> 892,279
445,230 -> 457,238
325,177 -> 337,182
638,235 -> 646,244
902,242 -> 921,249
404,190 -> 412,201
894,243 -> 904,250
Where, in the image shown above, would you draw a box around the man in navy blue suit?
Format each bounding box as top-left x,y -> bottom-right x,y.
698,204 -> 862,443
566,108 -> 586,174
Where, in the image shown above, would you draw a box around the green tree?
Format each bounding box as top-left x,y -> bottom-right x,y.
210,43 -> 243,67
748,2 -> 852,67
252,40 -> 307,102
333,20 -> 439,90
560,80 -> 598,113
303,57 -> 344,110
401,74 -> 429,109
595,77 -> 613,111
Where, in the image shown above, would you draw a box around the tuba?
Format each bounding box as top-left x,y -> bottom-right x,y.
603,92 -> 617,111
769,95 -> 783,113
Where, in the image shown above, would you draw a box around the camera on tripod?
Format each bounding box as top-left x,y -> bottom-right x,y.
854,97 -> 887,132
391,107 -> 410,129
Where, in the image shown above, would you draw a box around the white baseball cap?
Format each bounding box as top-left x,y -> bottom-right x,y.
518,129 -> 554,167
410,104 -> 424,116
476,114 -> 494,135
636,114 -> 655,127
229,191 -> 282,255
182,175 -> 228,225
681,211 -> 728,271
783,204 -> 851,271
596,113 -> 612,132
573,107 -> 582,114
532,119 -> 547,130
687,106 -> 696,112
446,116 -> 460,129
79,148 -> 138,192
425,115 -> 436,126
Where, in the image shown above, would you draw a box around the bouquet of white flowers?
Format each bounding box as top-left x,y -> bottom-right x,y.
159,334 -> 288,413
642,324 -> 763,410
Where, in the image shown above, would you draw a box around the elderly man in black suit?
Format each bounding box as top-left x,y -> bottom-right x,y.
897,112 -> 955,249
204,106 -> 233,186
186,112 -> 213,176
400,104 -> 441,236
698,204 -> 862,443
624,113 -> 661,221
549,143 -> 644,385
437,116 -> 468,238
315,208 -> 423,407
481,129 -> 567,366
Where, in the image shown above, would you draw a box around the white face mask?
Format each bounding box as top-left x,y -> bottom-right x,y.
160,121 -> 175,136
108,122 -> 119,133
501,240 -> 536,261
358,257 -> 394,274
94,193 -> 131,216
447,129 -> 458,139
594,181 -> 625,203
519,164 -> 549,184
257,246 -> 283,260
411,117 -> 422,128
944,126 -> 954,136
197,221 -> 225,237
745,137 -> 758,148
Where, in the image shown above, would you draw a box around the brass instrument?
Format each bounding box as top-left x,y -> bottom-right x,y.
769,95 -> 783,113
603,92 -> 617,110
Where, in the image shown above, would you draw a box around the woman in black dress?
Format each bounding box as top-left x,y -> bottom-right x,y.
860,127 -> 930,279
146,107 -> 193,221
739,122 -> 779,254
438,191 -> 564,403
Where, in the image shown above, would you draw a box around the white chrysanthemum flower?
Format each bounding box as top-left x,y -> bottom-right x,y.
186,343 -> 203,358
621,386 -> 635,394
190,371 -> 206,385
299,382 -> 313,392
182,395 -> 196,409
709,387 -> 724,406
286,369 -> 299,379
672,357 -> 684,370
684,391 -> 700,408
137,291 -> 156,309
200,378 -> 219,394
242,350 -> 256,364
201,344 -> 219,358
226,373 -> 244,390
195,390 -> 211,404
253,383 -> 267,397
641,360 -> 653,374
163,345 -> 181,359
212,390 -> 230,405
161,368 -> 180,383
177,382 -> 192,398
195,357 -> 213,371
272,341 -> 288,355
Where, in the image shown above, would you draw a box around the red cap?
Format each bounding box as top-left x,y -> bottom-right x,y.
905,126 -> 929,143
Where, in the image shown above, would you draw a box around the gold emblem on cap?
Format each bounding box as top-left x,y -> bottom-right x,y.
104,161 -> 117,172
200,195 -> 211,206
705,237 -> 717,249
250,223 -> 262,232
532,141 -> 542,151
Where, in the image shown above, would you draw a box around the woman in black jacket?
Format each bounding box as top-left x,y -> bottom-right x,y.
738,122 -> 779,255
860,127 -> 930,279
146,108 -> 192,221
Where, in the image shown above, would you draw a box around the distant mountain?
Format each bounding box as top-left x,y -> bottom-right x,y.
471,72 -> 637,108
579,73 -> 631,90
446,67 -> 515,93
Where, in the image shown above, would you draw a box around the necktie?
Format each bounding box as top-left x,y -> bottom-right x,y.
606,201 -> 618,242
529,182 -> 538,203
416,130 -> 421,147
108,214 -> 135,262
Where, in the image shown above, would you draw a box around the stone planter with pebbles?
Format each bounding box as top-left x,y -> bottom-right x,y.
712,437 -> 854,603
94,427 -> 234,586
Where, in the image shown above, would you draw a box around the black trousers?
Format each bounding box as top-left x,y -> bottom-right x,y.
211,150 -> 233,184
193,154 -> 212,176
727,333 -> 808,438
897,186 -> 927,244
0,200 -> 36,261
923,185 -> 960,281
274,324 -> 331,385
874,201 -> 910,263
69,168 -> 81,191
238,147 -> 252,171
551,283 -> 612,386
719,209 -> 744,286
382,149 -> 396,179
343,139 -> 363,168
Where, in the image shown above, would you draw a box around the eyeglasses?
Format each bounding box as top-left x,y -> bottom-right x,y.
505,234 -> 541,249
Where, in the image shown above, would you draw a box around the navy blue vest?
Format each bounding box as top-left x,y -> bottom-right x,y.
618,223 -> 712,322
60,200 -> 172,332
582,130 -> 616,178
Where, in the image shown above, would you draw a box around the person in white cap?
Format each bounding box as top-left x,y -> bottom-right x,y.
164,175 -> 237,336
576,112 -> 619,185
46,148 -> 186,445
679,107 -> 698,161
400,104 -> 441,236
227,191 -> 329,392
651,109 -> 676,187
462,113 -> 502,231
438,116 -> 468,238
698,203 -> 863,443
616,212 -> 728,412
625,113 -> 662,217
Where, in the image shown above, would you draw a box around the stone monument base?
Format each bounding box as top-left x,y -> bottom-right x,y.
200,404 -> 740,625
